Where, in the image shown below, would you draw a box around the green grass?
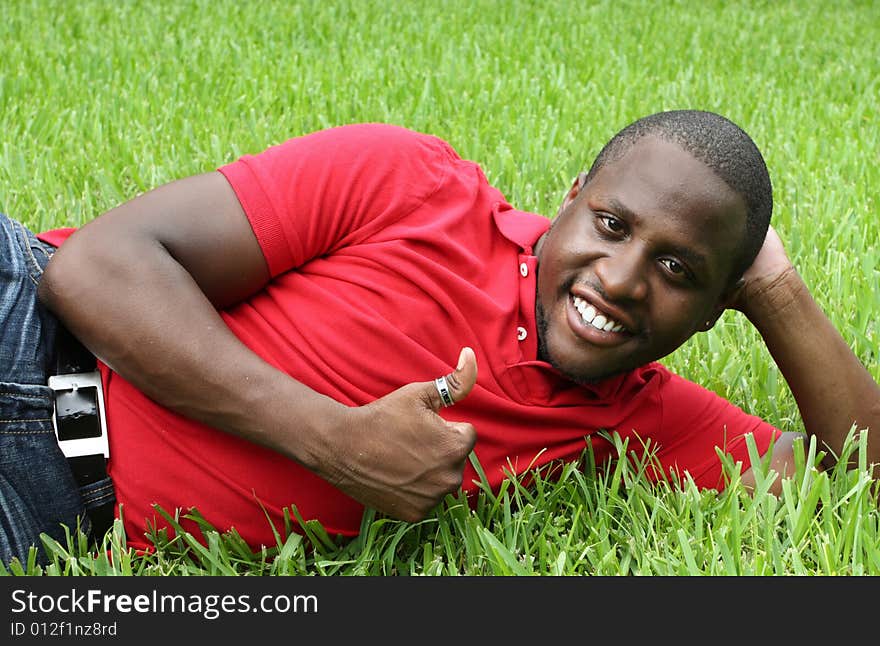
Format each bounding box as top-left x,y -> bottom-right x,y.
4,431 -> 879,576
1,0 -> 878,575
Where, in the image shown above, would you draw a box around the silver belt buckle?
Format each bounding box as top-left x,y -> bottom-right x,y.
48,371 -> 109,459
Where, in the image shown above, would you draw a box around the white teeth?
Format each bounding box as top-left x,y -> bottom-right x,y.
573,296 -> 595,322
572,295 -> 625,333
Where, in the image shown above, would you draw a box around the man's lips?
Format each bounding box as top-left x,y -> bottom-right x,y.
569,286 -> 638,334
572,295 -> 627,333
565,295 -> 632,347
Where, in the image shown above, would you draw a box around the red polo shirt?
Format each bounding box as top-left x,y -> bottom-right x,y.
40,124 -> 780,551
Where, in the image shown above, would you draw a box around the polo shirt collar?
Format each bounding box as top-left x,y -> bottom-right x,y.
491,201 -> 550,253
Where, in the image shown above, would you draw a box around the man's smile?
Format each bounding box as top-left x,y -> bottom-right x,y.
565,292 -> 635,347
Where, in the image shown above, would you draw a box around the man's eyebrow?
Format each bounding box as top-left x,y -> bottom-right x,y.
606,197 -> 710,273
666,241 -> 709,274
607,197 -> 637,221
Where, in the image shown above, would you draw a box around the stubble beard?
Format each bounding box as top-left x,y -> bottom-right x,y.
534,288 -> 608,386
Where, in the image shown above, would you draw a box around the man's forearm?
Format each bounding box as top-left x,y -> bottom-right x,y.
743,267 -> 880,469
38,228 -> 346,473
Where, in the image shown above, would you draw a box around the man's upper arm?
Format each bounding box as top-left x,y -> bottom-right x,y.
68,170 -> 270,310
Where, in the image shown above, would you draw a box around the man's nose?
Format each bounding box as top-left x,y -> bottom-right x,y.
594,247 -> 648,302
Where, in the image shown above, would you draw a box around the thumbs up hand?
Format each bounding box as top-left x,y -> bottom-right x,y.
322,348 -> 478,522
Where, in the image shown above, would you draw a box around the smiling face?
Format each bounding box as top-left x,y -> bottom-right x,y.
534,135 -> 748,383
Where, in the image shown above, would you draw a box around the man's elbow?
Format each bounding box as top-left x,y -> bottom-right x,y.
37,247 -> 71,314
739,431 -> 807,496
37,227 -> 114,319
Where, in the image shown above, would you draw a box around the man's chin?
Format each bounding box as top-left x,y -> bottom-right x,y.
540,348 -> 631,386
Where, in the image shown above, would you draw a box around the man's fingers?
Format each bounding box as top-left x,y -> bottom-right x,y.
422,347 -> 478,411
448,421 -> 478,454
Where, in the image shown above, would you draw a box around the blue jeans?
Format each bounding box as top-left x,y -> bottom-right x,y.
0,213 -> 110,566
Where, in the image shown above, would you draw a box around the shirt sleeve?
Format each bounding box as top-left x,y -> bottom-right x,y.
36,227 -> 77,247
648,368 -> 783,491
217,123 -> 456,277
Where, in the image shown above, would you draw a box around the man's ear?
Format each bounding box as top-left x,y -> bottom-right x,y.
557,171 -> 588,216
699,310 -> 723,332
721,276 -> 746,309
701,277 -> 746,331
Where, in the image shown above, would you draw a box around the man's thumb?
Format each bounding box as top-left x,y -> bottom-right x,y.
424,346 -> 478,411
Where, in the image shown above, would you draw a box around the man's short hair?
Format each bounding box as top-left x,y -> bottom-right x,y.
585,110 -> 772,283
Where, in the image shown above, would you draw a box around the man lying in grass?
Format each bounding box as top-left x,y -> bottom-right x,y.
2,110 -> 878,565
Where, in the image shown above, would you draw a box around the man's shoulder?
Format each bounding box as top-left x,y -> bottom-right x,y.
257,122 -> 469,194
303,122 -> 462,161
635,361 -> 738,412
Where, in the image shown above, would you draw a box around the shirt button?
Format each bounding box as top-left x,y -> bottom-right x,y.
519,262 -> 529,277
517,326 -> 528,341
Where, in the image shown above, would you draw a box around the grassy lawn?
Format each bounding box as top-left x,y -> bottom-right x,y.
1,0 -> 878,575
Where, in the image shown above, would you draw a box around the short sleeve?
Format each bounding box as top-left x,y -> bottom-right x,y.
650,370 -> 783,490
217,123 -> 456,277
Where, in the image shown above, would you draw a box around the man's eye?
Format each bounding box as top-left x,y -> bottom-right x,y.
660,258 -> 688,277
597,214 -> 625,234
